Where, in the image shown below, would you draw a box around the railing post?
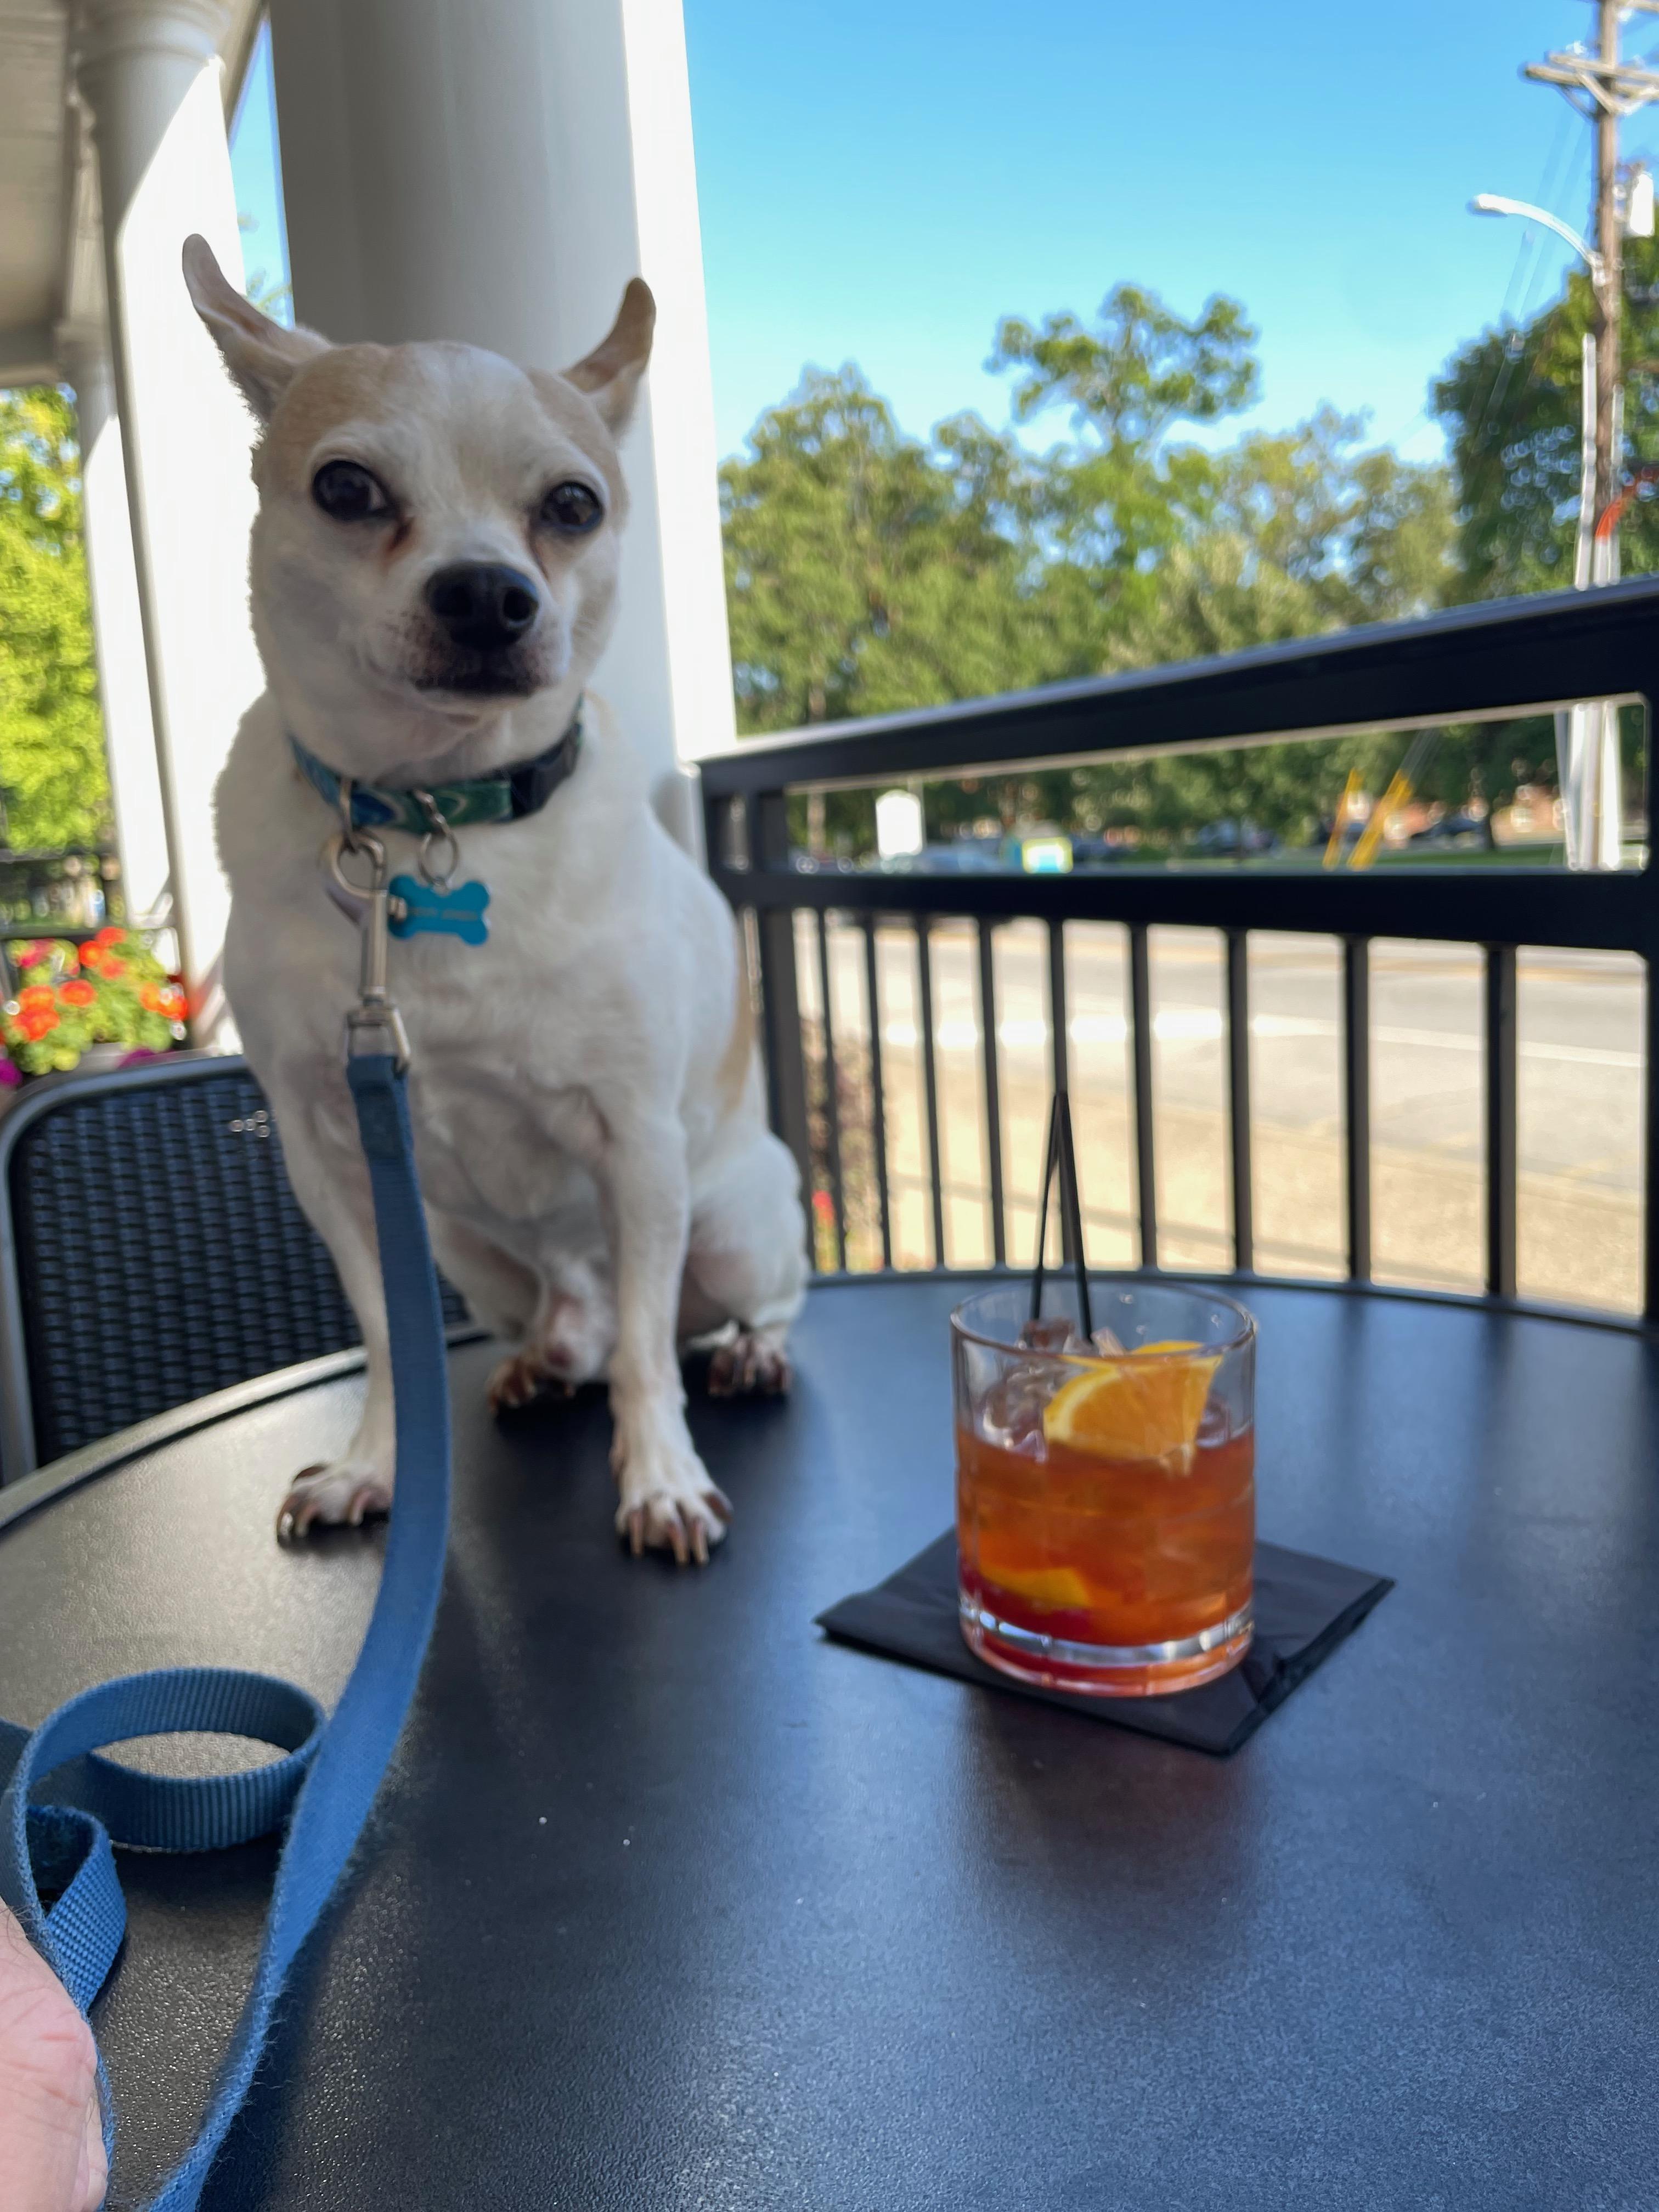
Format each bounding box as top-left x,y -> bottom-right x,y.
1130,924 -> 1158,1270
862,918 -> 895,1270
916,917 -> 947,1268
815,911 -> 848,1271
978,919 -> 1007,1266
1645,949 -> 1659,1324
1484,944 -> 1519,1301
1047,921 -> 1074,1263
1226,930 -> 1254,1275
752,793 -> 813,1200
1343,936 -> 1373,1282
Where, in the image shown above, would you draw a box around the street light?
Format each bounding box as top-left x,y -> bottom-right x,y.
1468,193 -> 1606,285
1469,188 -> 1604,586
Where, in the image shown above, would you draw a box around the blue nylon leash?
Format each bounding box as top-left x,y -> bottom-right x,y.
0,991 -> 449,2195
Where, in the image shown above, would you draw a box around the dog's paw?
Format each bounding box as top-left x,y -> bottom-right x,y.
707,1328 -> 793,1398
612,1440 -> 731,1567
277,1462 -> 393,1542
487,1349 -> 575,1415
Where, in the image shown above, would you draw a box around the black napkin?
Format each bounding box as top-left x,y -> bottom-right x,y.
817,1533 -> 1392,1756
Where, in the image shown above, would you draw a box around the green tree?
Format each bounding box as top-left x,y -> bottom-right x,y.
0,389 -> 110,850
1103,413 -> 1457,669
733,281 -> 1464,855
990,284 -> 1260,449
1432,233 -> 1659,597
721,369 -> 1060,732
726,289 -> 1460,750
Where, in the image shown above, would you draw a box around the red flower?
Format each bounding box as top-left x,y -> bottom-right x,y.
59,980 -> 95,1007
93,926 -> 123,947
17,986 -> 54,1012
18,1009 -> 57,1040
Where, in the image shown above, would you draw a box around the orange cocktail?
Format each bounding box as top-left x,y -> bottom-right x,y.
953,1283 -> 1256,1696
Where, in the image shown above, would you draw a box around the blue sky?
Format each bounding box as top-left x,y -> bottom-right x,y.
235,3 -> 1659,469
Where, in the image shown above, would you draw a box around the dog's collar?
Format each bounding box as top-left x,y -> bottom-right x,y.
289,707 -> 584,835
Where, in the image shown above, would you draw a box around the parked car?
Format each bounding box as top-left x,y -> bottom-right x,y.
1186,819 -> 1278,857
870,839 -> 1006,876
1408,811 -> 1490,850
1070,834 -> 1132,868
788,850 -> 860,873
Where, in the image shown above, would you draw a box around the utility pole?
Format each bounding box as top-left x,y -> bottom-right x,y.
1525,0 -> 1659,533
1596,0 -> 1623,520
1518,5 -> 1659,868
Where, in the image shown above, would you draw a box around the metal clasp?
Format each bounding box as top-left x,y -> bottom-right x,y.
411,788 -> 460,893
325,830 -> 412,1073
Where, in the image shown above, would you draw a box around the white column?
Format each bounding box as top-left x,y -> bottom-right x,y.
75,0 -> 266,1006
266,0 -> 737,782
54,326 -> 171,928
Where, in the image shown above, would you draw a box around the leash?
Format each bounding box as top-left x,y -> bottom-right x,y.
0,839 -> 448,2206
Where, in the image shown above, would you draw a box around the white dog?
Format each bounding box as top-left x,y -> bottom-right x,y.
183,238 -> 806,1564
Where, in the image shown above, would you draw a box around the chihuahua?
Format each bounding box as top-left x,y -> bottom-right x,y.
184,237 -> 805,1563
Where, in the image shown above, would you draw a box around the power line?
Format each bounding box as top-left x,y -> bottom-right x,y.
1522,2 -> 1659,529
1469,104 -> 1583,456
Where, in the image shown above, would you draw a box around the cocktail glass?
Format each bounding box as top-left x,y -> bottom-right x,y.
953,1279 -> 1256,1697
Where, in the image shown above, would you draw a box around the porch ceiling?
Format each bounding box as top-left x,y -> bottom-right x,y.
0,0 -> 69,378
0,0 -> 261,387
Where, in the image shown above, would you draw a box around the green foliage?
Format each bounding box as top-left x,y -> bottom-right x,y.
0,390 -> 111,851
730,283 -> 1463,853
990,284 -> 1260,448
720,371 -> 1060,731
1432,235 -> 1659,597
725,289 -> 1459,764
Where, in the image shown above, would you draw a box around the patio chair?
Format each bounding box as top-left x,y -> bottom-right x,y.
0,1051 -> 470,1482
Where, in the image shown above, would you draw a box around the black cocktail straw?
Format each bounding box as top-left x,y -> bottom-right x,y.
1030,1087 -> 1092,1339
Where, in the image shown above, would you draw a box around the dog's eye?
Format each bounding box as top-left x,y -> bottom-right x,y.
312,461 -> 392,522
539,481 -> 604,535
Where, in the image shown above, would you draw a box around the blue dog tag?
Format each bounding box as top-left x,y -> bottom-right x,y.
388,874 -> 490,945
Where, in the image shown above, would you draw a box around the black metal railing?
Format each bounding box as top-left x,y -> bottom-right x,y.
700,577 -> 1659,1327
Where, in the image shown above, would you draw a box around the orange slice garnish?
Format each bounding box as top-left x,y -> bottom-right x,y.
975,1559 -> 1092,1610
1041,1339 -> 1221,1462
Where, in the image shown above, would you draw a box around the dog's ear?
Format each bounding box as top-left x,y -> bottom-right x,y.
563,279 -> 655,437
182,235 -> 329,423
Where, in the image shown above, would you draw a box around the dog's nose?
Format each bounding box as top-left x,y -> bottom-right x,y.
426,563 -> 541,653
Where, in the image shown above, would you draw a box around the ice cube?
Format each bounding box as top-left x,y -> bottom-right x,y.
1090,1325 -> 1126,1356
1019,1316 -> 1088,1355
1195,1397 -> 1231,1448
983,1362 -> 1060,1454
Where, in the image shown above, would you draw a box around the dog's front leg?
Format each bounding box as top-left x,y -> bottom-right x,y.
262,1072 -> 397,1538
597,1109 -> 730,1564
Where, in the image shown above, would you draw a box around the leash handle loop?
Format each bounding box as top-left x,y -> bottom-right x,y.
0,1050 -> 449,2207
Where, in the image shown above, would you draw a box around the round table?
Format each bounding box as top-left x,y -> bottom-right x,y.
2,1276 -> 1656,2209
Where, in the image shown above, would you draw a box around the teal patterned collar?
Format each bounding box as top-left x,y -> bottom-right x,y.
290,707 -> 583,836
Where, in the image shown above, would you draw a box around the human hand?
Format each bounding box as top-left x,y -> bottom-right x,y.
0,1896 -> 105,2210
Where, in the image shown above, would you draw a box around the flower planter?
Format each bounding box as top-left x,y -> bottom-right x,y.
1,928 -> 187,1089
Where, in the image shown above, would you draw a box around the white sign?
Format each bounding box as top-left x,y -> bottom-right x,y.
876,789 -> 925,859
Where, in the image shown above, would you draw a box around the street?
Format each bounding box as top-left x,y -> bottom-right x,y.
802,919 -> 1644,1313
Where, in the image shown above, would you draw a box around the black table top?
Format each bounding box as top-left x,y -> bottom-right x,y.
2,1275 -> 1656,2210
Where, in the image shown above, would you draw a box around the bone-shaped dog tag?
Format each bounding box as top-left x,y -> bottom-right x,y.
387,874 -> 490,945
